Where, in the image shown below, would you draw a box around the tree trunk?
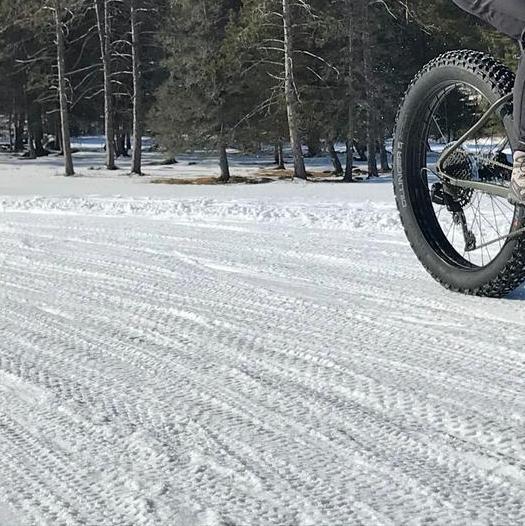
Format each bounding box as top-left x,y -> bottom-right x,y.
27,113 -> 36,160
362,0 -> 377,179
131,0 -> 143,175
30,102 -> 46,156
117,133 -> 127,157
95,0 -> 117,170
55,118 -> 62,153
344,141 -> 354,181
343,0 -> 355,183
114,133 -> 121,157
8,109 -> 13,151
14,113 -> 24,152
276,140 -> 285,170
367,115 -> 379,178
380,137 -> 390,172
327,140 -> 343,176
355,140 -> 367,161
282,0 -> 307,180
367,135 -> 378,178
25,94 -> 36,159
114,115 -> 122,157
54,0 -> 74,176
218,141 -> 230,182
34,135 -> 45,157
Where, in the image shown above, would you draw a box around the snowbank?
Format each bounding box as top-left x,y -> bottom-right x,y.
0,195 -> 400,231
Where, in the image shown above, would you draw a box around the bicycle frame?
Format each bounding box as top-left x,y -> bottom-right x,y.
435,92 -> 513,199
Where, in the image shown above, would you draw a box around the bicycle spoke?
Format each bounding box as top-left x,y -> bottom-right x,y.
426,80 -> 515,267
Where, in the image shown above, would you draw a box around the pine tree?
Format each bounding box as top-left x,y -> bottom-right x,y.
281,0 -> 307,179
130,0 -> 144,175
151,0 -> 244,181
95,0 -> 117,170
52,0 -> 76,176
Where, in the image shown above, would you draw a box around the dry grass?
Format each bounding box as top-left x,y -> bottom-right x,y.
150,167 -> 370,185
255,168 -> 369,181
150,175 -> 274,185
256,169 -> 334,180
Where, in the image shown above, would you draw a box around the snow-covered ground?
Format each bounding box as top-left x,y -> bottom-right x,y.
0,151 -> 524,525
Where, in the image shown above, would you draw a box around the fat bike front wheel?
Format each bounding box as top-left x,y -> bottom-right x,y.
394,50 -> 525,297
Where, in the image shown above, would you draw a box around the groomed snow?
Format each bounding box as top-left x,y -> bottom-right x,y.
0,151 -> 524,525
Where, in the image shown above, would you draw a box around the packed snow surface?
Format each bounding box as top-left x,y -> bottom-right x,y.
0,152 -> 524,525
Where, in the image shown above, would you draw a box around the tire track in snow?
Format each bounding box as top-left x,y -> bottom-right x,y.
2,227 -> 520,438
0,212 -> 524,525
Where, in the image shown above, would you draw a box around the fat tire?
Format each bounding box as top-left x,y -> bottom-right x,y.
393,50 -> 525,297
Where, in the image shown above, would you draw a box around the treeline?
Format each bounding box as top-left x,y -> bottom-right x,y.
0,0 -> 516,179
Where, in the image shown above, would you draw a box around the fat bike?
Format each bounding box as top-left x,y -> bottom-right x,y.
394,50 -> 525,297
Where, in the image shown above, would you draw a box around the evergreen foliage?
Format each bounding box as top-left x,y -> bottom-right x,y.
0,0 -> 519,177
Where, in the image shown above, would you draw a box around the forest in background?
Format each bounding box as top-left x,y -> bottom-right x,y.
0,0 -> 518,180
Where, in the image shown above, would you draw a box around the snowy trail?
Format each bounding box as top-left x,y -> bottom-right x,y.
0,209 -> 524,525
